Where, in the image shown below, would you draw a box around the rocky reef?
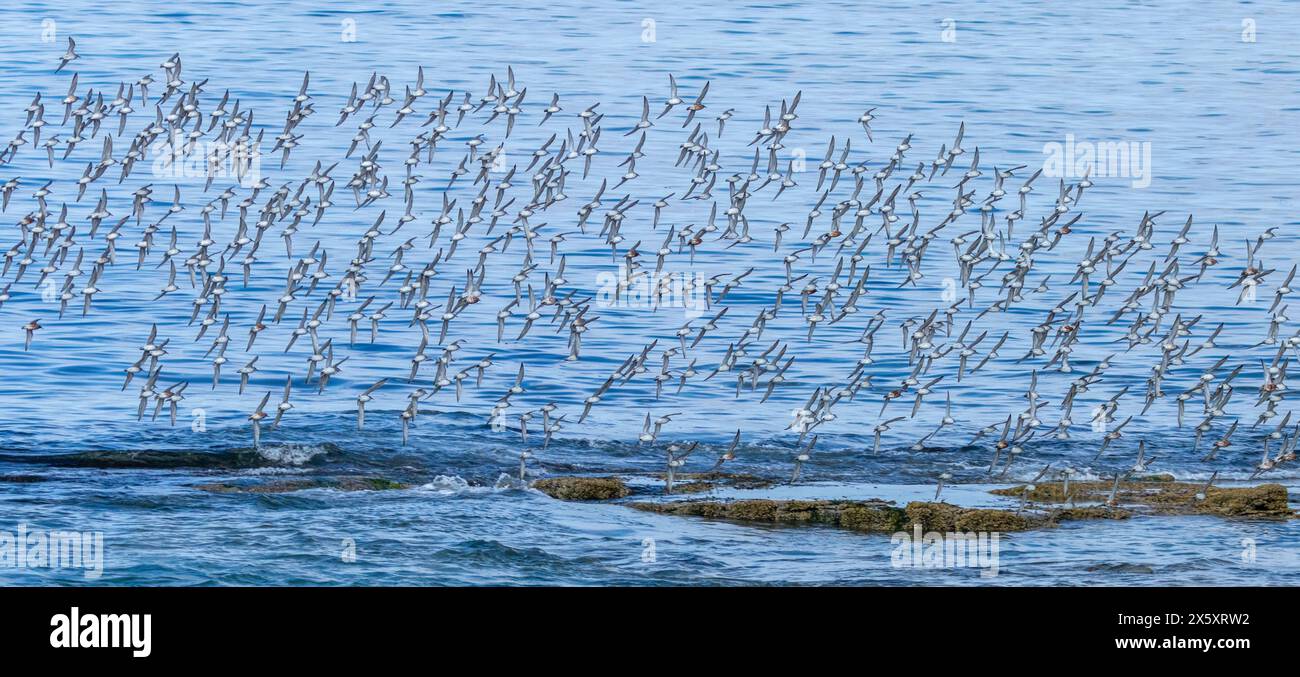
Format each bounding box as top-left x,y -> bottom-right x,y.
185,468 -> 1293,534
529,472 -> 1293,534
531,476 -> 630,500
628,499 -> 1041,532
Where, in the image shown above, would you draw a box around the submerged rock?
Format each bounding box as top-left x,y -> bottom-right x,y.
1087,563 -> 1155,574
34,449 -> 279,469
338,477 -> 408,491
0,474 -> 49,483
532,476 -> 629,501
991,480 -> 1293,518
194,476 -> 410,494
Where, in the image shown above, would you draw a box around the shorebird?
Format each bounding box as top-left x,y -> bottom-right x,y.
55,37 -> 79,73
790,435 -> 817,483
709,429 -> 742,472
934,471 -> 952,500
1184,473 -> 1217,506
0,52 -> 1284,502
270,376 -> 293,429
665,441 -> 698,494
872,417 -> 904,454
657,74 -> 684,119
248,392 -> 271,449
22,319 -> 41,350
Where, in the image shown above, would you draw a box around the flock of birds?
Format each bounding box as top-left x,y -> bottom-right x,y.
3,38 -> 1297,499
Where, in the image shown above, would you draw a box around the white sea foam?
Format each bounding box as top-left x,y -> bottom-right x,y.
416,474 -> 474,494
255,444 -> 328,466
415,473 -> 529,495
244,466 -> 312,476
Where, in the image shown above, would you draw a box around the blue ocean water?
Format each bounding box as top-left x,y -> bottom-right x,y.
0,0 -> 1297,585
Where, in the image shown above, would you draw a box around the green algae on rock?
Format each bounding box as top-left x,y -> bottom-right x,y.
839,503 -> 908,532
903,501 -> 961,532
902,502 -> 1034,532
630,498 -> 902,530
629,499 -> 1042,533
954,507 -> 1032,532
1196,484 -> 1290,517
991,481 -> 1293,518
532,476 -> 629,501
